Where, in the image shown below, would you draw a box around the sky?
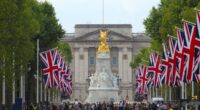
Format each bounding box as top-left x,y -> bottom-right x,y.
38,0 -> 160,33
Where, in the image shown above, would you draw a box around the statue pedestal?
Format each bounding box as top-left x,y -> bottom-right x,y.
85,52 -> 119,103
85,88 -> 119,103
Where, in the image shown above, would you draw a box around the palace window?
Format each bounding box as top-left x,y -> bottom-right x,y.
112,56 -> 118,65
89,56 -> 95,65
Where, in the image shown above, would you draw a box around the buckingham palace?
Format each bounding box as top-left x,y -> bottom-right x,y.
62,24 -> 150,101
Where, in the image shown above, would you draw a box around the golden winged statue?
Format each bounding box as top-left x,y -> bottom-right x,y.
97,30 -> 110,54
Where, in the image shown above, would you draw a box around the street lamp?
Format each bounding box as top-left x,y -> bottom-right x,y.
116,74 -> 121,86
86,74 -> 91,93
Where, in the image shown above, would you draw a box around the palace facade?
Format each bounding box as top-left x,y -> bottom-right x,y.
62,24 -> 150,101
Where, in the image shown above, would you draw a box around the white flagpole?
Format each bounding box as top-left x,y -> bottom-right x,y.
20,74 -> 23,108
185,83 -> 188,110
169,86 -> 172,102
40,81 -> 43,102
156,88 -> 158,97
52,90 -> 54,103
12,52 -> 15,104
149,87 -> 151,101
57,91 -> 59,103
20,64 -> 24,102
48,90 -> 50,102
181,83 -> 184,99
23,75 -> 25,103
184,83 -> 187,99
165,86 -> 167,101
37,39 -> 39,104
181,83 -> 184,110
2,57 -> 5,108
192,82 -> 194,97
153,87 -> 154,97
44,87 -> 47,102
102,0 -> 104,24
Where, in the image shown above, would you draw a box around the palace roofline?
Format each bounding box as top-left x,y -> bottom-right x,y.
75,24 -> 132,28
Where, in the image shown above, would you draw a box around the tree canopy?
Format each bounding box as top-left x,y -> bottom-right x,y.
0,0 -> 71,88
130,0 -> 200,69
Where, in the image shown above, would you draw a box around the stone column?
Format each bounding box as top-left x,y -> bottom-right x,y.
122,47 -> 127,84
127,48 -> 132,83
83,48 -> 88,83
74,47 -> 80,83
118,48 -> 123,81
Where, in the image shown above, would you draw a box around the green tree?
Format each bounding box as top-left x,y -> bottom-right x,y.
32,1 -> 65,50
0,0 -> 72,106
58,41 -> 73,64
0,0 -> 39,86
130,48 -> 150,68
131,0 -> 200,70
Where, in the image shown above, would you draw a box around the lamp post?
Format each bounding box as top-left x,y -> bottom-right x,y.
86,74 -> 91,93
116,74 -> 121,86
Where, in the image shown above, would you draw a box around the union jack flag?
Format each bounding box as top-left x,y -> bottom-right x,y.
196,11 -> 200,39
40,49 -> 59,88
139,65 -> 148,95
148,52 -> 162,88
168,36 -> 180,87
183,21 -> 200,83
135,67 -> 141,94
192,12 -> 200,83
57,57 -> 67,91
61,69 -> 73,95
161,43 -> 171,86
176,28 -> 188,83
193,49 -> 200,83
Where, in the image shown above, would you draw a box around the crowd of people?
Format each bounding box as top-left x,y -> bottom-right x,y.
26,99 -> 181,110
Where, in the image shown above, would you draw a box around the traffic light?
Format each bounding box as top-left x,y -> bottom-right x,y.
192,96 -> 198,100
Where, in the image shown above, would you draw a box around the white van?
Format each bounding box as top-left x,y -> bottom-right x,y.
152,97 -> 164,103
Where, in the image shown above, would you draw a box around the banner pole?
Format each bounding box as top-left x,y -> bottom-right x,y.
2,57 -> 5,108
12,52 -> 15,104
37,39 -> 39,104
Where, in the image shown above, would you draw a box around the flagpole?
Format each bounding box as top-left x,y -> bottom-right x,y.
181,83 -> 184,110
169,86 -> 172,102
153,87 -> 155,97
44,87 -> 47,102
52,90 -> 54,103
47,89 -> 51,102
165,86 -> 167,101
102,0 -> 104,24
149,87 -> 151,102
192,82 -> 194,97
194,8 -> 200,11
185,83 -> 188,110
40,79 -> 43,102
20,64 -> 24,107
181,83 -> 184,99
184,83 -> 187,99
182,19 -> 196,25
39,47 -> 58,54
12,52 -> 15,104
2,57 -> 5,109
156,88 -> 158,97
37,38 -> 39,104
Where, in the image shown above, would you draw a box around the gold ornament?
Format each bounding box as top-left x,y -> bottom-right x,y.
97,30 -> 110,54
